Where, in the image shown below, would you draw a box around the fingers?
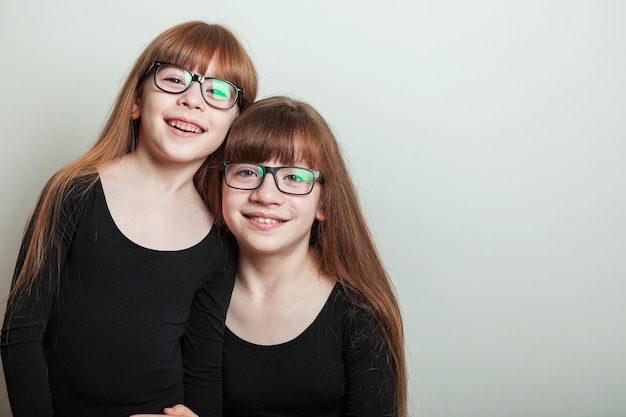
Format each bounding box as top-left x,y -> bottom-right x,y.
130,404 -> 196,417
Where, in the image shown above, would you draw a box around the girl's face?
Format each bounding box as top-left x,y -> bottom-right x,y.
222,159 -> 325,258
132,60 -> 239,168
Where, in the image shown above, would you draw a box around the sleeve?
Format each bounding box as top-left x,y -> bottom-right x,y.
1,182 -> 85,417
342,304 -> 398,417
182,234 -> 237,417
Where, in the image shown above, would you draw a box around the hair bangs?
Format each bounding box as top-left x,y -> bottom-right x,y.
225,113 -> 323,170
150,27 -> 220,77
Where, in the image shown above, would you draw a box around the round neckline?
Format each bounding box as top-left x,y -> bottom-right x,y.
94,179 -> 216,255
225,282 -> 340,349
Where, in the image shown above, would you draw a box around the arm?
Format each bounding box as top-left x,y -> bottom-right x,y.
1,222 -> 59,416
342,305 -> 398,417
1,181 -> 86,417
182,234 -> 237,417
1,266 -> 56,417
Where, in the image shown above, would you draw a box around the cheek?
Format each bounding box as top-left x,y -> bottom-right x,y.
213,109 -> 239,132
294,199 -> 323,228
138,93 -> 167,121
221,185 -> 239,225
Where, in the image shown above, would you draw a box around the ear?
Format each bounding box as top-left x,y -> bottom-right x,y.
315,206 -> 326,222
130,101 -> 140,120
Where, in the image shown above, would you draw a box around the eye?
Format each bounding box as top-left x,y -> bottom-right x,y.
283,168 -> 314,183
161,77 -> 186,89
235,168 -> 258,178
206,79 -> 232,100
156,65 -> 192,91
163,76 -> 186,85
231,164 -> 263,179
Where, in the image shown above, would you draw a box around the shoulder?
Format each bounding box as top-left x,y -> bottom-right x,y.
48,172 -> 99,205
329,284 -> 385,344
61,176 -> 100,217
37,174 -> 99,233
201,227 -> 238,265
332,284 -> 377,319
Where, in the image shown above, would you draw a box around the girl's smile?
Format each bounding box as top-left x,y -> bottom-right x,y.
166,118 -> 206,134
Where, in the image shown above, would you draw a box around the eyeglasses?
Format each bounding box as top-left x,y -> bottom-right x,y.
144,61 -> 243,110
221,162 -> 324,195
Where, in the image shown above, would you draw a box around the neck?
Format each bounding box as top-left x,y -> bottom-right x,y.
109,151 -> 201,194
236,248 -> 322,296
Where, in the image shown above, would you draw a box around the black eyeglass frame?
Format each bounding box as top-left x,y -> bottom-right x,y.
142,61 -> 244,110
220,162 -> 325,195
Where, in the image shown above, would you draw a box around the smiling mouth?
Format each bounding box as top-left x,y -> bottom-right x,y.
167,120 -> 205,134
248,216 -> 284,224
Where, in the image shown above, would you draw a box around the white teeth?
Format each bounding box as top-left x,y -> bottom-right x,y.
168,120 -> 203,133
250,216 -> 280,224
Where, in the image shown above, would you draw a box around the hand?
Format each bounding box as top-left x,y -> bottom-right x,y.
130,404 -> 199,417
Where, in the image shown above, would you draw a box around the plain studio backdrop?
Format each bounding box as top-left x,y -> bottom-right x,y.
1,1 -> 625,416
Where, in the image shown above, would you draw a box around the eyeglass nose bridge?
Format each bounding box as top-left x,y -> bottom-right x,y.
187,73 -> 206,87
180,73 -> 208,99
254,167 -> 282,192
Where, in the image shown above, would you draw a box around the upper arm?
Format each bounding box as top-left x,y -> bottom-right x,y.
342,306 -> 398,417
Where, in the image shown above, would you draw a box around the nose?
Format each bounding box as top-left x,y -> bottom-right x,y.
251,173 -> 283,204
178,81 -> 206,109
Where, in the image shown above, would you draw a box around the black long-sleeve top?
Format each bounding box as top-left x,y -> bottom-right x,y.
223,283 -> 397,417
1,179 -> 235,417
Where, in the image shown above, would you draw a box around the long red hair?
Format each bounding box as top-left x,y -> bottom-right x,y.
7,21 -> 258,310
206,96 -> 407,417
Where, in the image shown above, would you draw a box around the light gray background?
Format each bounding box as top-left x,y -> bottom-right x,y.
1,1 -> 625,416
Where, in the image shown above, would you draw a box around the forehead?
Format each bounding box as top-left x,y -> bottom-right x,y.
187,59 -> 220,77
161,60 -> 220,80
155,51 -> 225,79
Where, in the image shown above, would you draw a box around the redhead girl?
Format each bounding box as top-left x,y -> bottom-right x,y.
1,21 -> 257,417
139,96 -> 407,417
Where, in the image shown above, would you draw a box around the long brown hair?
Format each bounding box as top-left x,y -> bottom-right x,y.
206,96 -> 407,417
7,21 -> 258,311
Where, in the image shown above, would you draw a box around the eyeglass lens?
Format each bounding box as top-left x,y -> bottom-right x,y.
225,163 -> 318,195
154,64 -> 238,109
